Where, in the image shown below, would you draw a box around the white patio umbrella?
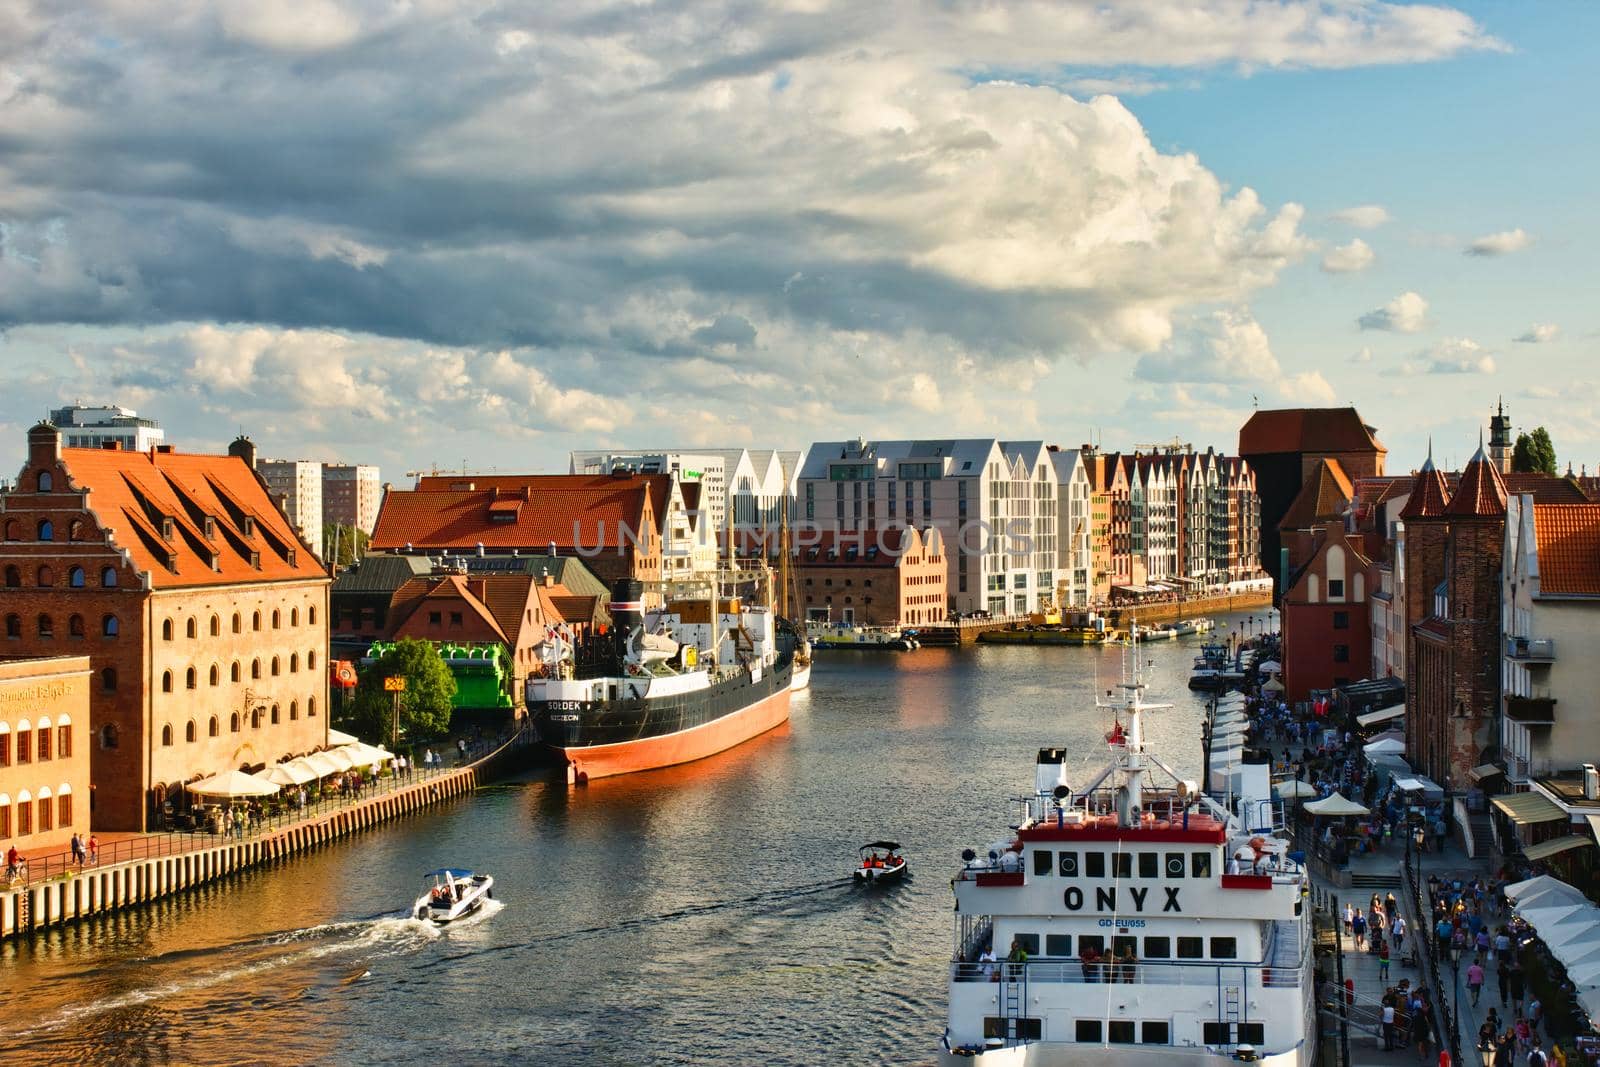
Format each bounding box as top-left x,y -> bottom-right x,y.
1507,875 -> 1586,906
318,747 -> 356,771
188,769 -> 279,798
1363,737 -> 1406,756
1262,677 -> 1286,693
1257,660 -> 1281,673
336,742 -> 393,768
1274,780 -> 1318,799
1303,793 -> 1370,817
260,762 -> 317,787
327,728 -> 360,746
291,753 -> 341,778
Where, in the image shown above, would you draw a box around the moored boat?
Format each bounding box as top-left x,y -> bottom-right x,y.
413,868 -> 494,924
939,628 -> 1313,1065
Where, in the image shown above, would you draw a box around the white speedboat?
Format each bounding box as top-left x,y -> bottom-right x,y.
413,868 -> 494,924
791,638 -> 813,691
855,841 -> 907,884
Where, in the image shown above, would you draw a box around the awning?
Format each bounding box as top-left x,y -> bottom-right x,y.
327,728 -> 360,746
1304,793 -> 1370,817
1356,705 -> 1405,728
1524,836 -> 1595,862
1363,737 -> 1406,756
1468,764 -> 1506,784
1493,792 -> 1568,825
188,769 -> 279,798
261,762 -> 317,787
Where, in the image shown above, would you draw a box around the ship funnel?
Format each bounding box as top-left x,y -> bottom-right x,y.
610,578 -> 645,663
1035,748 -> 1070,796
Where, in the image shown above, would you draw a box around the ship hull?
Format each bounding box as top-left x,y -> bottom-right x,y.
938,1040 -> 1309,1066
534,656 -> 794,780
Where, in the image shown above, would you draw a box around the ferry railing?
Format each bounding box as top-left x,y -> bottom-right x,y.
951,956 -> 1304,989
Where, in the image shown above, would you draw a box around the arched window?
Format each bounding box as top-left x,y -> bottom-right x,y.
232,612 -> 241,634
101,567 -> 117,587
251,659 -> 261,679
252,611 -> 261,631
37,614 -> 53,638
102,614 -> 119,637
271,656 -> 280,676
307,650 -> 317,670
38,520 -> 53,541
185,667 -> 197,690
272,609 -> 281,629
309,606 -> 317,625
186,720 -> 197,743
289,700 -> 299,720
271,704 -> 281,724
69,566 -> 85,588
291,608 -> 299,627
3,520 -> 19,541
68,519 -> 84,541
100,723 -> 118,749
229,712 -> 239,733
161,670 -> 173,693
2,565 -> 18,587
36,471 -> 52,491
231,661 -> 241,682
251,709 -> 262,729
209,615 -> 220,636
162,619 -> 173,641
208,716 -> 219,737
36,565 -> 54,587
68,614 -> 85,637
4,614 -> 18,638
100,668 -> 116,693
289,653 -> 298,673
307,696 -> 316,718
185,618 -> 196,639
209,664 -> 219,686
161,724 -> 173,746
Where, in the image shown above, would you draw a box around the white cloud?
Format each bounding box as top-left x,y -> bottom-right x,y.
1465,228 -> 1534,256
1359,291 -> 1429,333
1515,323 -> 1561,344
1351,346 -> 1373,364
1135,309 -> 1282,384
1277,371 -> 1336,404
1331,204 -> 1391,229
1321,238 -> 1376,273
1419,337 -> 1495,375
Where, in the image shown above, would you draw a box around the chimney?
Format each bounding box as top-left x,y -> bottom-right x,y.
543,574 -> 555,587
1585,764 -> 1598,802
228,435 -> 258,470
28,422 -> 62,468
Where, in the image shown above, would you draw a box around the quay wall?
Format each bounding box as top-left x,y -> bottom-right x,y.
1,736 -> 529,941
1099,591 -> 1273,627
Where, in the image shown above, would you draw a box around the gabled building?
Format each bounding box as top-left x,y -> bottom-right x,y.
0,425 -> 330,831
1280,522 -> 1372,702
1049,447 -> 1093,608
794,528 -> 947,627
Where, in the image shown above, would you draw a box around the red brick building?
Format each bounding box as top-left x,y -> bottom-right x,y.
370,474 -> 666,588
0,655 -> 92,852
1,425 -> 330,831
796,528 -> 947,626
1280,522 -> 1372,702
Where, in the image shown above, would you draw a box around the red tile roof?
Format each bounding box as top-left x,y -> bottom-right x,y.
794,527 -> 921,567
415,473 -> 674,536
1278,458 -> 1353,531
1238,408 -> 1386,457
1400,460 -> 1450,520
1504,473 -> 1590,503
1533,504 -> 1600,596
61,446 -> 325,589
371,481 -> 655,554
1445,449 -> 1508,518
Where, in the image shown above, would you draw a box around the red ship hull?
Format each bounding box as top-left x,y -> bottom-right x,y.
553,686 -> 793,781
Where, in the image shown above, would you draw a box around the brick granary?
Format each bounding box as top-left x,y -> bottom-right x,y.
0,423 -> 330,832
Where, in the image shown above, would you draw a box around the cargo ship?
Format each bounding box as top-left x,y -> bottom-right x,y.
527,574 -> 795,781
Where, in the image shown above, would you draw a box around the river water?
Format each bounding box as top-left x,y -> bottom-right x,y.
2,618 -> 1254,1065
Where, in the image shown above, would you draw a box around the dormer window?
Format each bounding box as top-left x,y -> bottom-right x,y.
161,516 -> 175,539
250,551 -> 261,569
243,516 -> 256,537
204,516 -> 216,538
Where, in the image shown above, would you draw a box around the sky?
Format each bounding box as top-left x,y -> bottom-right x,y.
2,1 -> 1596,480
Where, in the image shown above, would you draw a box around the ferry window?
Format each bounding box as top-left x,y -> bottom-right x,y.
1165,852 -> 1185,877
1033,849 -> 1053,876
1015,1018 -> 1041,1040
1077,934 -> 1104,956
1084,852 -> 1105,878
1111,852 -> 1131,879
1209,937 -> 1237,960
984,1019 -> 1006,1039
1238,1023 -> 1264,1045
1058,851 -> 1078,877
1203,1022 -> 1230,1045
1143,936 -> 1171,959
1177,937 -> 1204,960
1075,1020 -> 1102,1042
1138,852 -> 1158,878
1142,1022 -> 1171,1045
1112,935 -> 1137,959
1014,933 -> 1040,956
1108,1021 -> 1135,1044
1045,934 -> 1072,957
1192,851 -> 1212,878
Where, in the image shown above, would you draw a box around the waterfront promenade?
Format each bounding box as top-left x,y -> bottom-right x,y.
1,727 -> 532,938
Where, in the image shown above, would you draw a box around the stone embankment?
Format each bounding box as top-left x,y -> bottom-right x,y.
1,731 -> 533,940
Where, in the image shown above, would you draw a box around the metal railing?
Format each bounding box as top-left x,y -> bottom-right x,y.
951,956 -> 1303,988
3,727 -> 528,888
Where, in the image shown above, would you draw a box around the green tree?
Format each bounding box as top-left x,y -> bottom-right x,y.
348,638 -> 456,745
1512,427 -> 1557,475
323,524 -> 371,567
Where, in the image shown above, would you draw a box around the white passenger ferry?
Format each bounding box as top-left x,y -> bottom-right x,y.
941,639 -> 1314,1065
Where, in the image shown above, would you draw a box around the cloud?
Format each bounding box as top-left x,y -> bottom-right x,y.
1351,346 -> 1373,364
1421,337 -> 1495,375
1515,323 -> 1561,344
1359,291 -> 1429,333
1465,228 -> 1534,256
1134,309 -> 1282,384
1321,238 -> 1376,273
1331,204 -> 1391,229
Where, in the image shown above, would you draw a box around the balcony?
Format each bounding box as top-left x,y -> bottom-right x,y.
1505,636 -> 1556,662
1505,695 -> 1557,724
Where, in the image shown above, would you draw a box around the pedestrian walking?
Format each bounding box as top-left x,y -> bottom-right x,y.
87,835 -> 98,865
1379,942 -> 1391,981
1498,958 -> 1511,1006
1394,914 -> 1407,953
1354,910 -> 1367,949
70,833 -> 86,868
1345,902 -> 1355,935
1383,1000 -> 1398,1050
1468,960 -> 1486,1007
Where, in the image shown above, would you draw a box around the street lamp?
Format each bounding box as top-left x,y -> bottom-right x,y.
1449,938 -> 1463,1055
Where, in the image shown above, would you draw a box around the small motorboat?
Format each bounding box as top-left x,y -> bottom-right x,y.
854,841 -> 907,884
413,867 -> 494,924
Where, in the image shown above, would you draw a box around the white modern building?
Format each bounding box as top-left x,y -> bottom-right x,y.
322,463 -> 382,535
48,405 -> 164,453
1049,447 -> 1092,608
797,438 -> 1057,616
259,459 -> 324,554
